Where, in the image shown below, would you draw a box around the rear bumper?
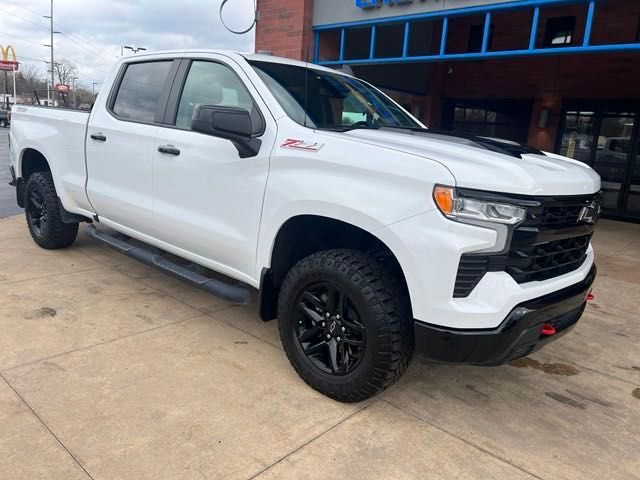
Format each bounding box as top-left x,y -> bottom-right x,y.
415,265 -> 596,365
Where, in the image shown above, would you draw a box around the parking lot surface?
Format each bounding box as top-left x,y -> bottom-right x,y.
0,213 -> 639,479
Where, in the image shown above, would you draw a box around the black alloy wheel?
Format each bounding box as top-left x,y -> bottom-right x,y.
294,283 -> 366,376
24,172 -> 79,249
278,249 -> 414,402
27,187 -> 48,237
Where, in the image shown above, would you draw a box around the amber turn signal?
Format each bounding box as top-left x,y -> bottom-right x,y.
433,186 -> 455,215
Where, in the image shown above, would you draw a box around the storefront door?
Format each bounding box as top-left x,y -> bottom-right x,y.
558,102 -> 640,221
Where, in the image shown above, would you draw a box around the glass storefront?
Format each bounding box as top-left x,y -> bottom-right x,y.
558,102 -> 640,221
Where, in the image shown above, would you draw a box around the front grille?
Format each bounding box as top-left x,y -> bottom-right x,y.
505,233 -> 592,283
453,192 -> 599,298
523,196 -> 598,229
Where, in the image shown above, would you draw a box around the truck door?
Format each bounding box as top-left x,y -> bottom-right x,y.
86,59 -> 178,235
151,57 -> 275,282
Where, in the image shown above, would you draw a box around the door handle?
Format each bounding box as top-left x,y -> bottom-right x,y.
158,145 -> 181,156
90,133 -> 107,142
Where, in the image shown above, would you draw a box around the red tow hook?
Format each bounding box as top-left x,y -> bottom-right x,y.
586,291 -> 595,302
540,324 -> 557,336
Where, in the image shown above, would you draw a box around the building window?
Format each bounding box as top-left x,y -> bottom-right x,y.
453,105 -> 506,137
468,24 -> 494,52
543,17 -> 575,47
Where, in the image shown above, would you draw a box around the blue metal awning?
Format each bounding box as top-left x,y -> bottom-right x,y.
313,0 -> 640,65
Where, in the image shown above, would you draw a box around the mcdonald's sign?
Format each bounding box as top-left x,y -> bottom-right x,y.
0,45 -> 19,72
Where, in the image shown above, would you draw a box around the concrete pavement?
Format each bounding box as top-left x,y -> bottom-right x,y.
0,215 -> 639,480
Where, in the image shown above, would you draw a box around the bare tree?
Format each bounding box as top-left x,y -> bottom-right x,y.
53,59 -> 78,86
18,64 -> 47,98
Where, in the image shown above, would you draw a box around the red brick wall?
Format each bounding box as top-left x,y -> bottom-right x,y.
255,0 -> 315,60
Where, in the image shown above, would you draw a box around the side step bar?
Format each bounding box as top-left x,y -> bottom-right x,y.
86,225 -> 251,304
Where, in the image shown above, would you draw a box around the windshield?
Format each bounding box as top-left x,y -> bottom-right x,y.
249,60 -> 421,131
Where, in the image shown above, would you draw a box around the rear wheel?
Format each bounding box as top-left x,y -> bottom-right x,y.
24,172 -> 78,249
278,249 -> 414,402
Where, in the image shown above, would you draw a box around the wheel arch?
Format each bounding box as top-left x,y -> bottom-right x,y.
19,147 -> 51,179
258,214 -> 410,322
16,148 -> 52,208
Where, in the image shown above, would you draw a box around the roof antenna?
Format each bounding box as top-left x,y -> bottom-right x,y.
220,0 -> 258,35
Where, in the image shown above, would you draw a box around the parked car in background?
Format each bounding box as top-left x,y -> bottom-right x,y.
0,109 -> 10,128
8,51 -> 601,402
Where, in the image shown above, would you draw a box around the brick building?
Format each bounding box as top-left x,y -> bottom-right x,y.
255,0 -> 640,221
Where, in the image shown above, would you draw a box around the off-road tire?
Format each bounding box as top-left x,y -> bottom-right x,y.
278,249 -> 414,402
24,172 -> 79,249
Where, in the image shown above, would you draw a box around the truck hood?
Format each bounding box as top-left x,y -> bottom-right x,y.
340,129 -> 600,196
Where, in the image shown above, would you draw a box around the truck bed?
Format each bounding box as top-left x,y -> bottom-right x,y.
10,105 -> 91,215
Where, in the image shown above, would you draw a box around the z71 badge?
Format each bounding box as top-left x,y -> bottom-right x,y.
280,139 -> 324,152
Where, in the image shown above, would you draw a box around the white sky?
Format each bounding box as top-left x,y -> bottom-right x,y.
0,0 -> 256,89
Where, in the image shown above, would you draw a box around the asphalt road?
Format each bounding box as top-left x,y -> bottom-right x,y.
0,129 -> 22,218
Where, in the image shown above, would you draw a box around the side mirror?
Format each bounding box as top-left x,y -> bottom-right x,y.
191,105 -> 262,158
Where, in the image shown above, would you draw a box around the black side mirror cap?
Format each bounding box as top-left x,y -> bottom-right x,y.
191,105 -> 262,158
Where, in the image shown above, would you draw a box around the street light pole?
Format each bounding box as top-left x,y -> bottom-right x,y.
92,82 -> 99,97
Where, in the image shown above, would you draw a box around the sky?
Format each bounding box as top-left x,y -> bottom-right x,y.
0,0 -> 256,89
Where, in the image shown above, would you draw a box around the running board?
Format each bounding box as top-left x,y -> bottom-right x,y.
86,225 -> 251,304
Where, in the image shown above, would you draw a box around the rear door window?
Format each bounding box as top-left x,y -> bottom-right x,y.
112,61 -> 174,123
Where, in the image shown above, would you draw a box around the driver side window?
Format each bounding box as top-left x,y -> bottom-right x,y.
175,61 -> 255,130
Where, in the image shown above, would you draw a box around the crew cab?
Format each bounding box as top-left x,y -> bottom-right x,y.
8,50 -> 601,402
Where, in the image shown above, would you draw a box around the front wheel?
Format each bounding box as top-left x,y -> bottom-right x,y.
24,172 -> 79,249
278,249 -> 414,402
0,120 -> 6,128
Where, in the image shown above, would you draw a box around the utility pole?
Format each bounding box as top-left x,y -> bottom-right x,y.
92,82 -> 99,96
43,0 -> 61,105
50,0 -> 54,97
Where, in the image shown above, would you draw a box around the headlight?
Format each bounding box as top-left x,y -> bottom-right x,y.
433,185 -> 526,225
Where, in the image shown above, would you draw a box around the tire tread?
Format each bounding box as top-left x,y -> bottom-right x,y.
278,249 -> 414,402
25,172 -> 78,249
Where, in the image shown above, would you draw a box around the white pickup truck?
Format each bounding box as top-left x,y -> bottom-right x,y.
8,50 -> 601,402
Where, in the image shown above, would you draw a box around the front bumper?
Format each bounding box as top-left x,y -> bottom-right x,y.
415,265 -> 596,365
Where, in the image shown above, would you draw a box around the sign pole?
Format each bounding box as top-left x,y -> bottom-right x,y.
3,71 -> 7,110
12,64 -> 16,107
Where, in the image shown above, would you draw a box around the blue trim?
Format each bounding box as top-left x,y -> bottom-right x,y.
481,12 -> 492,53
370,25 -> 376,59
314,31 -> 320,62
314,0 -> 589,31
403,22 -> 410,57
529,6 -> 540,51
314,0 -> 640,67
317,43 -> 640,66
440,17 -> 448,56
583,0 -> 595,46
